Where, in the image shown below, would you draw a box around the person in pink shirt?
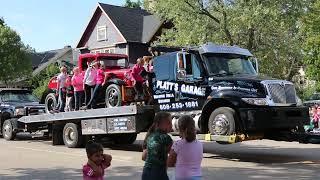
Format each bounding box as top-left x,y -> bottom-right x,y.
83,141 -> 112,180
86,63 -> 105,109
167,115 -> 203,180
71,67 -> 84,111
131,58 -> 146,100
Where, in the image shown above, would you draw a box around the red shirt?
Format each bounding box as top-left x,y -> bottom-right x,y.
83,163 -> 106,180
131,64 -> 145,83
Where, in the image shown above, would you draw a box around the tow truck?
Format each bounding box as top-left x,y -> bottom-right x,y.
0,43 -> 310,147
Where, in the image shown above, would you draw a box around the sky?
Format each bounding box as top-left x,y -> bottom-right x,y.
0,0 -> 133,52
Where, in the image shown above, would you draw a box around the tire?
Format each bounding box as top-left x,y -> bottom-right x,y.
105,84 -> 122,108
45,93 -> 57,113
62,123 -> 83,148
2,119 -> 17,141
111,133 -> 137,144
208,107 -> 236,136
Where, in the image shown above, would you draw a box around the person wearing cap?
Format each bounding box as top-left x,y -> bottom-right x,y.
83,61 -> 97,109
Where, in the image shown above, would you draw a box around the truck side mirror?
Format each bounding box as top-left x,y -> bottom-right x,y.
177,53 -> 187,80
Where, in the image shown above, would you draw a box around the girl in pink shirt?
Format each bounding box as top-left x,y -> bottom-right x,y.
83,141 -> 112,180
86,63 -> 105,109
71,67 -> 84,111
167,115 -> 203,180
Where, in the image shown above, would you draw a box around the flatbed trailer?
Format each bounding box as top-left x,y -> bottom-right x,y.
3,105 -> 155,148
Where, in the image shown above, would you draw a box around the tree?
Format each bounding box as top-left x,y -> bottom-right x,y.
29,64 -> 59,100
0,17 -> 4,26
302,0 -> 320,90
151,0 -> 311,81
0,20 -> 32,84
124,0 -> 142,8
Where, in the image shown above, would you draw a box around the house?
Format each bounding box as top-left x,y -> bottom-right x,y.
76,3 -> 170,64
31,46 -> 77,76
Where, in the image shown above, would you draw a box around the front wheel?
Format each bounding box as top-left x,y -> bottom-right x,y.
2,119 -> 17,141
208,107 -> 236,136
105,84 -> 122,108
45,93 -> 57,113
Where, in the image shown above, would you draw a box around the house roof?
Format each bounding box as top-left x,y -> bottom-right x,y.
76,3 -> 163,48
32,47 -> 72,76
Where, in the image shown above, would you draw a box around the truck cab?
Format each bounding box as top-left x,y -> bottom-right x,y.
152,42 -> 309,139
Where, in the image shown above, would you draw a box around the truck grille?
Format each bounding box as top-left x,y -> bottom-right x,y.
27,107 -> 45,115
267,83 -> 296,104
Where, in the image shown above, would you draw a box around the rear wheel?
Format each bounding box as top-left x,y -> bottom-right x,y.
2,119 -> 17,141
105,84 -> 122,107
45,93 -> 57,113
63,123 -> 83,148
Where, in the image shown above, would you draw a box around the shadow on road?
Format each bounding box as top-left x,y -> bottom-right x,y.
0,167 -> 82,180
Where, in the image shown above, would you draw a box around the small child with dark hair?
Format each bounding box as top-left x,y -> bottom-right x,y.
167,115 -> 203,180
83,141 -> 112,180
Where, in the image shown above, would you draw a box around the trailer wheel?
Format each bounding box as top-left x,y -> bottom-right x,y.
45,93 -> 57,113
208,107 -> 236,136
111,133 -> 137,144
105,84 -> 122,108
2,119 -> 17,141
63,123 -> 83,148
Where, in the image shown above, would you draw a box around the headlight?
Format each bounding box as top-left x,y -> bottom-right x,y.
242,98 -> 268,106
15,108 -> 26,116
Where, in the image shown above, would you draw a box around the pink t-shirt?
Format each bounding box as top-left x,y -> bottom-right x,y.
82,163 -> 105,180
172,139 -> 203,178
96,69 -> 105,85
71,74 -> 84,92
131,64 -> 145,83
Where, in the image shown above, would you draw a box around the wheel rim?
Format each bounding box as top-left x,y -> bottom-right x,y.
3,123 -> 12,138
211,114 -> 230,135
64,127 -> 76,145
107,88 -> 119,107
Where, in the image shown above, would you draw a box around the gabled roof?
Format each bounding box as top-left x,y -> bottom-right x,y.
32,47 -> 73,76
76,3 -> 163,48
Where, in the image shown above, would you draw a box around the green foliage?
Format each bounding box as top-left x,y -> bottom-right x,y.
29,64 -> 59,100
124,0 -> 142,8
0,19 -> 32,84
151,0 -> 312,81
302,0 -> 320,85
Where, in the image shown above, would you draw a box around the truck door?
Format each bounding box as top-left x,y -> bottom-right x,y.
153,52 -> 207,112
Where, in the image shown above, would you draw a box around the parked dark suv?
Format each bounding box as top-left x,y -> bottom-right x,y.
0,88 -> 45,139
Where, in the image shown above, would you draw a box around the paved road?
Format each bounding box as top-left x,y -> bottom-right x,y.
0,133 -> 320,180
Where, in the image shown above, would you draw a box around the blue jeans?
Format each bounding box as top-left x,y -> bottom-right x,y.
87,84 -> 102,109
57,88 -> 66,112
74,91 -> 84,111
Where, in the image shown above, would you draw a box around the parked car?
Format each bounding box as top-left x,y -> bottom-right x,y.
0,88 -> 45,139
304,93 -> 320,107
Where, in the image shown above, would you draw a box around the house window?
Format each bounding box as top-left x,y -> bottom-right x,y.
97,26 -> 107,41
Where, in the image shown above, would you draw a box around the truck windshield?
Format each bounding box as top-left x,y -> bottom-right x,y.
0,91 -> 39,102
98,58 -> 128,68
204,54 -> 257,76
